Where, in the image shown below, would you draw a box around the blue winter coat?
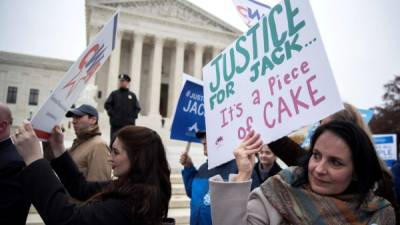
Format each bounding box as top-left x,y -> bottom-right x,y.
182,160 -> 237,225
391,161 -> 400,204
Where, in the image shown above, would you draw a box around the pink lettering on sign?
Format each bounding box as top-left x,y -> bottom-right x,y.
219,102 -> 244,128
262,68 -> 325,129
267,61 -> 310,96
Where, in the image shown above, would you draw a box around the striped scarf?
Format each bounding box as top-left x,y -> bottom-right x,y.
260,167 -> 394,225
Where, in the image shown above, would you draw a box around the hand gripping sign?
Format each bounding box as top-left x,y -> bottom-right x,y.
31,11 -> 119,140
203,0 -> 343,169
170,74 -> 205,143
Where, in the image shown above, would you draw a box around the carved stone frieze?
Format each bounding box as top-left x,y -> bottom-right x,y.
100,0 -> 235,33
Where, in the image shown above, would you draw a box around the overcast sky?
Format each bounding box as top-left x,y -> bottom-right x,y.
0,0 -> 399,109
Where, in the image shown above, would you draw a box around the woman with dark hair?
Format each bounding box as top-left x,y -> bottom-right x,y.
268,102 -> 398,218
210,121 -> 395,224
12,122 -> 174,225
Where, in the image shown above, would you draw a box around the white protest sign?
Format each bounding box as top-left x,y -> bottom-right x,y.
31,11 -> 119,140
373,134 -> 397,161
232,0 -> 279,27
203,0 -> 343,169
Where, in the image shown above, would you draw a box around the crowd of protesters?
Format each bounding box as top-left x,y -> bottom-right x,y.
1,86 -> 399,225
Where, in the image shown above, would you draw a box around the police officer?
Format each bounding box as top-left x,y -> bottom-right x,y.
104,74 -> 141,144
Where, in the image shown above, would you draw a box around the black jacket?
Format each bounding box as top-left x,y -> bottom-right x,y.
104,88 -> 141,127
20,152 -> 175,225
20,153 -> 130,225
0,138 -> 30,225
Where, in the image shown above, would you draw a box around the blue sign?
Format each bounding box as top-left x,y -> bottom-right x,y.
301,122 -> 319,149
170,80 -> 205,143
358,109 -> 374,124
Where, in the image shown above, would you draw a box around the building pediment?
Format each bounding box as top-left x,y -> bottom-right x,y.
87,0 -> 241,34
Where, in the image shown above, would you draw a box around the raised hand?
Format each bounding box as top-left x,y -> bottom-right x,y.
180,152 -> 193,168
233,130 -> 263,182
12,121 -> 43,166
48,125 -> 66,158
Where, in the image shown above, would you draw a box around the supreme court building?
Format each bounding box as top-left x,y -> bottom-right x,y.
0,0 -> 241,140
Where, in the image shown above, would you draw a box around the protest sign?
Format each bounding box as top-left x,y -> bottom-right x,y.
232,0 -> 279,27
170,74 -> 205,143
373,134 -> 397,167
203,0 -> 343,169
358,108 -> 374,124
31,11 -> 119,140
301,122 -> 318,148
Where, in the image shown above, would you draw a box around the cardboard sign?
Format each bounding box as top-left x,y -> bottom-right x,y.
170,74 -> 205,143
31,11 -> 119,140
203,0 -> 343,169
373,134 -> 397,167
232,0 -> 279,27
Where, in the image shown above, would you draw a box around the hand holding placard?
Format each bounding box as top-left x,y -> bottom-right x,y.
48,125 -> 66,158
180,151 -> 193,168
233,130 -> 263,182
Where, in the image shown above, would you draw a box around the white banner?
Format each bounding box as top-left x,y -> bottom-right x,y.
203,0 -> 343,169
31,11 -> 119,140
232,0 -> 280,27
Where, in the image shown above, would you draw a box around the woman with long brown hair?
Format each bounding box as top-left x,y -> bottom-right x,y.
12,122 -> 173,225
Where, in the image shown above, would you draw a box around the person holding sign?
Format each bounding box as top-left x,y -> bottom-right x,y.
12,122 -> 174,225
180,131 -> 237,225
267,102 -> 398,218
105,74 -> 141,144
210,121 -> 395,224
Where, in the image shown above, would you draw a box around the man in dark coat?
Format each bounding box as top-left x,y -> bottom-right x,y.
0,102 -> 30,225
104,74 -> 141,144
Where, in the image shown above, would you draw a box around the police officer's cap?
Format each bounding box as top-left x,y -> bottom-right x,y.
118,74 -> 131,82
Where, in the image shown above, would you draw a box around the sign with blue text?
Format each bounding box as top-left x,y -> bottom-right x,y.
170,75 -> 205,143
373,134 -> 397,167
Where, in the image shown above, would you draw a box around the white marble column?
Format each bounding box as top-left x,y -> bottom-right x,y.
168,40 -> 185,118
130,32 -> 144,99
148,36 -> 164,117
193,43 -> 204,79
106,31 -> 122,96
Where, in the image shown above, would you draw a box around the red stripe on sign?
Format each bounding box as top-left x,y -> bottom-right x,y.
34,129 -> 50,140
